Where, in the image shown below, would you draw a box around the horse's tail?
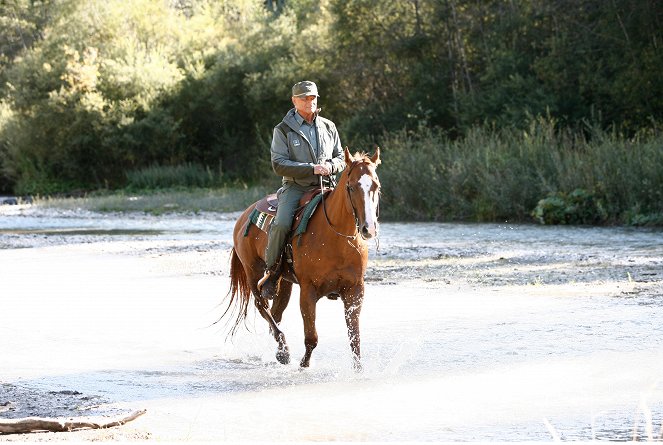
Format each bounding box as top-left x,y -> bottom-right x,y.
221,247 -> 252,337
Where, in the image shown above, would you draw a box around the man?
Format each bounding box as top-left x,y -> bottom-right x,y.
257,80 -> 345,299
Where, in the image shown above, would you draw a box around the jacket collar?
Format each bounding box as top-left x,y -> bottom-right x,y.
285,108 -> 321,128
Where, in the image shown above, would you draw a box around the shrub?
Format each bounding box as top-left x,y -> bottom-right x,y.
532,189 -> 608,225
375,118 -> 662,224
622,210 -> 663,227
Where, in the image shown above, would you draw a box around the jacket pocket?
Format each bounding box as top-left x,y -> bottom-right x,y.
288,132 -> 313,162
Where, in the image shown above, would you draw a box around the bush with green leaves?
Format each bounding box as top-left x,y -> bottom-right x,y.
532,189 -> 608,225
0,0 -> 288,194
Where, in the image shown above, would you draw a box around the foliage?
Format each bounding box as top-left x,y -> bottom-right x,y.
125,163 -> 220,190
624,212 -> 663,227
532,189 -> 607,225
0,0 -> 275,194
376,119 -> 663,224
0,0 -> 661,224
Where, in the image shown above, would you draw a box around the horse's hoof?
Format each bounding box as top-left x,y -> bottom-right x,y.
352,360 -> 363,373
299,358 -> 310,368
276,346 -> 290,365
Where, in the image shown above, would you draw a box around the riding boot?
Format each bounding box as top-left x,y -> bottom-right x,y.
257,263 -> 281,300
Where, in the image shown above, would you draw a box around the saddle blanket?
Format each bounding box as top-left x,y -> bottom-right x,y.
244,193 -> 324,240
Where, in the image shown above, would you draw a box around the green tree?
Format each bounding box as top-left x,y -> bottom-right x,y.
1,0 -> 662,200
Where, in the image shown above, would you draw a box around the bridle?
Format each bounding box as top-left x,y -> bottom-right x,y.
319,160 -> 380,244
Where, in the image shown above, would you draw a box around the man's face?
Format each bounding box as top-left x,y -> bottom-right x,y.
292,95 -> 318,115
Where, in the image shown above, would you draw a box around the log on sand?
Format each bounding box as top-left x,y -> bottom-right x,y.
0,409 -> 146,434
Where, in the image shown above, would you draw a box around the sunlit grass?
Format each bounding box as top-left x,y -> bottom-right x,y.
31,186 -> 273,215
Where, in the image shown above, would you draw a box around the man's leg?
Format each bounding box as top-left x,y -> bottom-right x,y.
259,184 -> 304,298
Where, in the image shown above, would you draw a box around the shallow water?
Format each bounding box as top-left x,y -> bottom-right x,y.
1,208 -> 662,441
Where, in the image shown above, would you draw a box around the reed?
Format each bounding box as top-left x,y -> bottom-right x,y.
125,163 -> 220,190
377,120 -> 663,225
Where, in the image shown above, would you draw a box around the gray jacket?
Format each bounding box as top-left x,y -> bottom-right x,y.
271,108 -> 345,187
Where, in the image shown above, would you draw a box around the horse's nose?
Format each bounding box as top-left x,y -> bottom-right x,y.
361,223 -> 377,239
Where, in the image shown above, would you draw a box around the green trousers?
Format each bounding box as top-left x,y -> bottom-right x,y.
264,182 -> 312,269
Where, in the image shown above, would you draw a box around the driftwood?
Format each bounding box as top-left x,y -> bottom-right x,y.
0,409 -> 146,435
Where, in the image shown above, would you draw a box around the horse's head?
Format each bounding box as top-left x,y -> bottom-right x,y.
344,147 -> 381,240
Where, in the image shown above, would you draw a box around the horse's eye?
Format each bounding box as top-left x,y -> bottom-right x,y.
348,185 -> 355,192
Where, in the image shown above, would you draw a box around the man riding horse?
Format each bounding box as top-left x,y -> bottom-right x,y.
258,80 -> 346,299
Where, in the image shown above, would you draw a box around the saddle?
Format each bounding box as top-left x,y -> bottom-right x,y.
244,188 -> 330,238
255,194 -> 279,214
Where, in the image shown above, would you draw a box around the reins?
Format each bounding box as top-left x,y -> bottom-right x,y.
319,174 -> 360,241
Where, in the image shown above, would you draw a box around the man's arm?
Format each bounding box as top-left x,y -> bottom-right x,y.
327,122 -> 345,174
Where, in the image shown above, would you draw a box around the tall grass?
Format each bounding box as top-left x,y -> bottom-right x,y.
125,163 -> 221,190
377,119 -> 663,224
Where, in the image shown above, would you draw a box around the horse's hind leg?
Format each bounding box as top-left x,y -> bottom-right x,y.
271,280 -> 292,324
271,280 -> 293,364
253,288 -> 291,365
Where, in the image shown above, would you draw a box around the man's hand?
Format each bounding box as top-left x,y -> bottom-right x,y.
313,163 -> 331,176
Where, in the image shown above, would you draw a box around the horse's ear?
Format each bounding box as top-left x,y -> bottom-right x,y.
371,146 -> 381,166
344,146 -> 354,164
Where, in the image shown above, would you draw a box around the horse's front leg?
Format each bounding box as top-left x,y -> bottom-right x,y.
299,285 -> 318,368
342,286 -> 364,372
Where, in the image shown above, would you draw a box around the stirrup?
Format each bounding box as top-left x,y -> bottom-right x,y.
258,270 -> 279,300
257,270 -> 271,291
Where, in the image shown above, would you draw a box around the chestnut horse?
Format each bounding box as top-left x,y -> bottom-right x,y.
223,147 -> 381,370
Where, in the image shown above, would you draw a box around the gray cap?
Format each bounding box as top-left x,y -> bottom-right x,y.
292,80 -> 319,97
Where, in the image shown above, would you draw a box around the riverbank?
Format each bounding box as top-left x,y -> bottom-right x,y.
0,185 -> 273,216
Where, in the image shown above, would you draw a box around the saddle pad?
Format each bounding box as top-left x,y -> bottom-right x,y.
243,192 -> 325,238
294,193 -> 323,238
244,208 -> 274,235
